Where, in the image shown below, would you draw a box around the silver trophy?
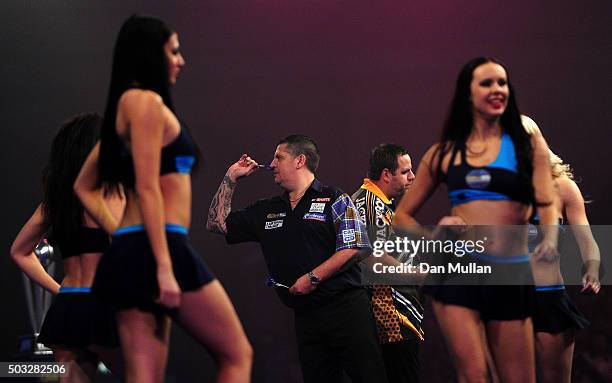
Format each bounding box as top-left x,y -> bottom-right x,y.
17,239 -> 55,358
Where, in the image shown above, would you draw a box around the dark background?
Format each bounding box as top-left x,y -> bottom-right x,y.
1,1 -> 611,382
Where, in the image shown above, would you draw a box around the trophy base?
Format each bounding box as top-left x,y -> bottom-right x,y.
10,335 -> 56,382
15,334 -> 54,360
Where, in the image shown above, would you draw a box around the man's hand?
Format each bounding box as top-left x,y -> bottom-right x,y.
227,154 -> 260,182
289,274 -> 317,295
207,154 -> 260,234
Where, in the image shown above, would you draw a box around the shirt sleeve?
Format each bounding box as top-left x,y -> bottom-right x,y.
331,193 -> 371,251
351,191 -> 369,225
354,190 -> 392,242
225,202 -> 260,244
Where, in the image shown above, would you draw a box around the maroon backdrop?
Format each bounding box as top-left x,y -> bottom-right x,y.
1,1 -> 611,381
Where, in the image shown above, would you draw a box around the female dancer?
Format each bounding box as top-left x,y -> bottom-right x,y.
394,57 -> 558,383
74,15 -> 252,383
11,113 -> 125,382
522,115 -> 600,383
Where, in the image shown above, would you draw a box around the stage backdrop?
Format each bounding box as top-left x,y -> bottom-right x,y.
1,1 -> 611,381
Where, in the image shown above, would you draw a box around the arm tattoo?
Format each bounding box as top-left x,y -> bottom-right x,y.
206,175 -> 236,234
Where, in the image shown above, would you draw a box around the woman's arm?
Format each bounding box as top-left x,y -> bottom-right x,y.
393,144 -> 441,228
124,90 -> 180,308
74,142 -> 120,234
530,133 -> 559,259
10,205 -> 61,294
559,177 -> 600,293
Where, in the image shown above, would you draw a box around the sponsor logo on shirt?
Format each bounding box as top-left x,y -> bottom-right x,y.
309,202 -> 326,213
265,220 -> 284,230
354,196 -> 367,224
266,212 -> 287,219
311,197 -> 331,202
465,169 -> 491,189
380,211 -> 393,226
303,213 -> 326,222
342,229 -> 356,243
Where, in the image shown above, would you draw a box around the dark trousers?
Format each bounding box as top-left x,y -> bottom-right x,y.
294,288 -> 388,383
382,339 -> 420,383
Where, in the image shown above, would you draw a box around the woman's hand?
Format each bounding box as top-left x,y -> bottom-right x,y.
533,240 -> 559,263
582,271 -> 601,294
581,261 -> 601,294
156,266 -> 181,309
433,215 -> 468,239
437,215 -> 467,226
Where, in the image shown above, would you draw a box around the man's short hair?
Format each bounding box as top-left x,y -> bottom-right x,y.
277,134 -> 320,173
368,143 -> 409,180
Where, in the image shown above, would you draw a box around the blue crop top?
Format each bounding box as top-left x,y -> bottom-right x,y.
119,120 -> 198,187
446,133 -> 532,206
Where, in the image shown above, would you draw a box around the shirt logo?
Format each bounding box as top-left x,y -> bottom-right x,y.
380,211 -> 393,226
265,220 -> 284,230
309,202 -> 326,213
465,169 -> 491,189
303,213 -> 326,222
342,229 -> 356,243
266,212 -> 287,219
311,197 -> 330,202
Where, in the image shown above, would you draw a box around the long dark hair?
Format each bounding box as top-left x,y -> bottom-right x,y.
434,57 -> 534,198
42,113 -> 102,248
98,15 -> 175,187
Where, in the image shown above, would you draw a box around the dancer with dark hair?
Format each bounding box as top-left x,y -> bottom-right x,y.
74,15 -> 252,383
522,115 -> 600,383
394,57 -> 559,383
11,113 -> 125,382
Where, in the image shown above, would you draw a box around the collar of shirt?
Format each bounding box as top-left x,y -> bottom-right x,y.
360,178 -> 392,205
280,178 -> 323,205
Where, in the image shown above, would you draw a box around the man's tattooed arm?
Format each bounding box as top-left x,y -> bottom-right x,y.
206,175 -> 237,234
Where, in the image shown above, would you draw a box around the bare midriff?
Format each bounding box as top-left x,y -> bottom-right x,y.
451,199 -> 532,257
119,173 -> 192,230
